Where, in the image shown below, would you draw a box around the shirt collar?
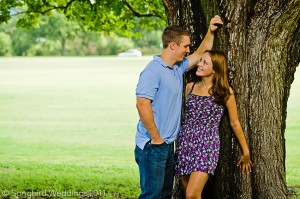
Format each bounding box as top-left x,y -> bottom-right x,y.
153,54 -> 178,70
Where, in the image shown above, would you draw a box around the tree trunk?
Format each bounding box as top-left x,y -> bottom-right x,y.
163,0 -> 300,198
61,38 -> 66,56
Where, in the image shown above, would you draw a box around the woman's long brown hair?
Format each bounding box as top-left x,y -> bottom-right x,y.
193,50 -> 231,106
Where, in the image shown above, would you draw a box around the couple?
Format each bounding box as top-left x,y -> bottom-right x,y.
134,15 -> 252,199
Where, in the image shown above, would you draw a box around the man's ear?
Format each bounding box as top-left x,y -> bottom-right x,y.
170,42 -> 177,50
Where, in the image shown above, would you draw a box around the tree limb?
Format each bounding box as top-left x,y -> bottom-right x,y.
122,0 -> 163,19
9,0 -> 77,16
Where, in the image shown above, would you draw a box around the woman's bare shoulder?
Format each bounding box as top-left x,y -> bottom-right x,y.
186,82 -> 195,88
185,82 -> 195,93
229,86 -> 234,94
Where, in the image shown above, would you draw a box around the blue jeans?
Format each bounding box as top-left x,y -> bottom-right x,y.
134,141 -> 175,199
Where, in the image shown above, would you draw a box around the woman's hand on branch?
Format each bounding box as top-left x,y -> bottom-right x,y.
210,15 -> 223,32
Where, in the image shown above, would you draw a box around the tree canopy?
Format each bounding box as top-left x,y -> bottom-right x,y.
0,0 -> 167,37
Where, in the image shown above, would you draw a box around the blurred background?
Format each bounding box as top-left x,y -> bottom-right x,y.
0,13 -> 163,57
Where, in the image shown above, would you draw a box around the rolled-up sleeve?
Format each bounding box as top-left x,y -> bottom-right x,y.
136,69 -> 159,100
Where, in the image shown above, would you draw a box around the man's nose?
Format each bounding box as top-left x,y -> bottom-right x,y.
186,47 -> 190,53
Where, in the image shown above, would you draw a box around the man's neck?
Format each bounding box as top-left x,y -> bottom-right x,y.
160,51 -> 177,68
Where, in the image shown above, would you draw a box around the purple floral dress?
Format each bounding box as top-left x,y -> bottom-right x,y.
175,90 -> 225,176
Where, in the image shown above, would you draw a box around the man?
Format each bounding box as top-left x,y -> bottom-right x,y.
134,15 -> 223,199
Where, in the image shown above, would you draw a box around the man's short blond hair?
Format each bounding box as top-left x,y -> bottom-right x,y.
162,25 -> 190,49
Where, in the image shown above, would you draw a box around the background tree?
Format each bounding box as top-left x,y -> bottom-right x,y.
0,7 -> 164,56
36,13 -> 81,56
0,32 -> 12,56
0,18 -> 36,56
0,15 -> 79,56
0,0 -> 299,198
0,14 -> 163,56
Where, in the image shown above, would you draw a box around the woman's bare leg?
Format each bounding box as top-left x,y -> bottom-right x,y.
185,172 -> 209,199
180,175 -> 190,193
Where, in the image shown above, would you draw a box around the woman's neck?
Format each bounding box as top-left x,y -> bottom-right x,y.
199,77 -> 213,89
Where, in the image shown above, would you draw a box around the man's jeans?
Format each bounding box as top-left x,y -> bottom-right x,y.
134,141 -> 175,199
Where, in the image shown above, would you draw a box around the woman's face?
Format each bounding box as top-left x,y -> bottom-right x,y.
196,52 -> 214,77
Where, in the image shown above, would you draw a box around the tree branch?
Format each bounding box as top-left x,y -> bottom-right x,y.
9,0 -> 77,16
122,0 -> 163,19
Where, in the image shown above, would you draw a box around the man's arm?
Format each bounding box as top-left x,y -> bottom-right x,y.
136,97 -> 165,144
187,15 -> 223,70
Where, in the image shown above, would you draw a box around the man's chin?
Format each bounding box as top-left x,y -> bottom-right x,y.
179,56 -> 185,61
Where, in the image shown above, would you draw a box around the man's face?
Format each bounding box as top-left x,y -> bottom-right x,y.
174,35 -> 190,61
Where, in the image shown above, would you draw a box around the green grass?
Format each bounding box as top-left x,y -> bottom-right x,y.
0,57 -> 299,198
286,66 -> 300,197
0,57 -> 150,198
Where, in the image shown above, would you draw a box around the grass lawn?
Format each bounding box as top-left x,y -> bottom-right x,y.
286,66 -> 300,197
0,57 -> 150,198
0,57 -> 299,198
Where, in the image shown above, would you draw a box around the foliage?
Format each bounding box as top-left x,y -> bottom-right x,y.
0,11 -> 163,56
0,32 -> 12,56
0,0 -> 167,37
0,17 -> 39,56
97,35 -> 135,55
26,39 -> 62,56
134,29 -> 162,48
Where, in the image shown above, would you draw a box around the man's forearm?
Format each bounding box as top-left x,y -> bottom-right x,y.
137,101 -> 160,140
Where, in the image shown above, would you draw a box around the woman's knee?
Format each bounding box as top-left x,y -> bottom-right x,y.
185,191 -> 200,199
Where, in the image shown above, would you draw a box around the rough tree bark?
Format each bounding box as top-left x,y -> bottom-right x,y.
162,0 -> 300,198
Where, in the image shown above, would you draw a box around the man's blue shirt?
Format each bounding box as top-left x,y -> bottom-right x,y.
135,55 -> 189,149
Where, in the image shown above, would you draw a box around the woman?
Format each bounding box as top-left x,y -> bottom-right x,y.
175,50 -> 252,199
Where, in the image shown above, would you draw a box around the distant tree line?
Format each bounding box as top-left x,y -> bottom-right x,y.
0,13 -> 163,56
